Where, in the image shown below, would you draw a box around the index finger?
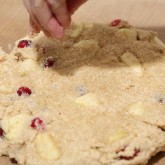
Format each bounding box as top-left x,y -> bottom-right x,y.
47,0 -> 71,27
30,0 -> 64,38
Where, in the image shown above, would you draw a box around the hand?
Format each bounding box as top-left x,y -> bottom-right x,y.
23,0 -> 87,38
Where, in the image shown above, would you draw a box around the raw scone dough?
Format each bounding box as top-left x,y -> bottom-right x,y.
0,20 -> 165,165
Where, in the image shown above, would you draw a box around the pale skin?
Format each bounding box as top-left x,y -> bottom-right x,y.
23,0 -> 87,38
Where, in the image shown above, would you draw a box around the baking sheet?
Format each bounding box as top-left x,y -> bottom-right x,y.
0,0 -> 165,164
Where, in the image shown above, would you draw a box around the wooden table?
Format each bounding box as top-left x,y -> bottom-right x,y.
0,0 -> 165,164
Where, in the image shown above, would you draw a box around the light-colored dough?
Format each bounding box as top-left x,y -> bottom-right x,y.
0,21 -> 165,165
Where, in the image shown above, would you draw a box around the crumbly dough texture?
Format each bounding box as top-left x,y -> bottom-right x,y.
0,21 -> 165,165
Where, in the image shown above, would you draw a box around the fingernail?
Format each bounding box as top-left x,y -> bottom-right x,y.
55,25 -> 64,38
47,18 -> 64,39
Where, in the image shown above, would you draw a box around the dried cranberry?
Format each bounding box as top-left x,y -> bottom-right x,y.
17,87 -> 32,96
119,148 -> 140,160
0,128 -> 4,138
17,40 -> 32,48
31,118 -> 44,130
133,148 -> 140,157
111,19 -> 121,26
43,57 -> 55,68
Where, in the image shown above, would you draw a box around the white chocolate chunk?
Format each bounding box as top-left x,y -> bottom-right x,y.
74,40 -> 99,50
35,133 -> 61,160
115,29 -> 137,41
18,49 -> 39,61
153,36 -> 165,48
121,52 -> 143,76
0,86 -> 14,94
18,59 -> 37,76
1,114 -> 30,143
128,102 -> 144,116
75,93 -> 100,108
66,23 -> 84,38
109,129 -> 129,144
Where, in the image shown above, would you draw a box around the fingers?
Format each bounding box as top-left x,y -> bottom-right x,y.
31,0 -> 65,38
22,0 -> 86,38
23,0 -> 64,38
47,0 -> 71,27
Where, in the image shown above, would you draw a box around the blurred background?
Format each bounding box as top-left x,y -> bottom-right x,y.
0,0 -> 165,165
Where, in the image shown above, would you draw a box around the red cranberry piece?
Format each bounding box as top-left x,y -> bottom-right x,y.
17,40 -> 32,48
0,128 -> 4,137
119,148 -> 140,160
111,19 -> 121,26
31,118 -> 44,130
43,57 -> 55,68
17,87 -> 32,96
133,148 -> 140,157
